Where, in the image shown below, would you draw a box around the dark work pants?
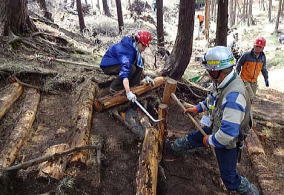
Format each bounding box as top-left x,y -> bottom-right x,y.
101,64 -> 143,91
185,127 -> 242,191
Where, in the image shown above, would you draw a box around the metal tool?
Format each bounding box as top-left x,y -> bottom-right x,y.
134,100 -> 162,123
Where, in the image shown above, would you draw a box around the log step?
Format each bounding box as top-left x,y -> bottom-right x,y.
94,77 -> 166,111
0,82 -> 24,120
0,88 -> 40,168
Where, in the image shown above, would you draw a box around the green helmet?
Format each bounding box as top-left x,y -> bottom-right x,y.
202,46 -> 235,71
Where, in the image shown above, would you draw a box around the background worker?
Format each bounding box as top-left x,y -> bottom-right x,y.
167,46 -> 259,195
100,30 -> 154,102
197,14 -> 204,37
236,37 -> 269,101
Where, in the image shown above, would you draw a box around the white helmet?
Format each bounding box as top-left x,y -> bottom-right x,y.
203,46 -> 235,71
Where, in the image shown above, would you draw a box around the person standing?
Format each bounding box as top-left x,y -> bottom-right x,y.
100,30 -> 154,102
167,46 -> 259,195
236,37 -> 269,101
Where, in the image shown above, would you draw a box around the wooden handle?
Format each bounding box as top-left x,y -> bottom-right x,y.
170,93 -> 216,157
170,93 -> 207,136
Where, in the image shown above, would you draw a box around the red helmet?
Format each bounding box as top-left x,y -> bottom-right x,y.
136,30 -> 152,47
254,37 -> 266,47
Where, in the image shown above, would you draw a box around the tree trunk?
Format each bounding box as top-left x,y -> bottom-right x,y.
0,0 -> 37,36
215,0 -> 228,46
71,0 -> 76,8
36,0 -> 52,21
76,0 -> 86,32
268,0 -> 272,22
205,0 -> 210,40
0,0 -> 10,36
162,0 -> 195,80
275,0 -> 283,33
228,0 -> 234,27
156,0 -> 165,54
247,0 -> 253,26
102,0 -> 112,17
281,0 -> 284,16
115,0 -> 124,33
232,0 -> 237,26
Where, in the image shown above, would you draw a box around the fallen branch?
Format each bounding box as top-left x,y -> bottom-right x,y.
12,76 -> 41,90
2,145 -> 98,172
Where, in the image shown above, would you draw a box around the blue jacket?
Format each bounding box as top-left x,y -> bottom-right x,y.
100,37 -> 137,79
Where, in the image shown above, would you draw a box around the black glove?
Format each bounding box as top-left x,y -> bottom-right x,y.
265,79 -> 269,87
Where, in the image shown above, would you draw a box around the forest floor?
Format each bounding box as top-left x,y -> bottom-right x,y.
0,2 -> 284,195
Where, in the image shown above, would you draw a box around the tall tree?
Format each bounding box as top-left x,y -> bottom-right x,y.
76,0 -> 86,32
205,0 -> 210,40
268,0 -> 272,22
115,0 -> 124,33
247,0 -> 253,26
215,0 -> 228,46
0,0 -> 36,36
228,0 -> 234,27
275,0 -> 283,32
36,0 -> 52,21
156,0 -> 165,54
102,0 -> 112,17
162,0 -> 196,80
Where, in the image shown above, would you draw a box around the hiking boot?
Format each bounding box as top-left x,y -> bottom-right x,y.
109,87 -> 119,94
237,177 -> 259,195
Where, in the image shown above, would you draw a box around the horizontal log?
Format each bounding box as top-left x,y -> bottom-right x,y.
0,88 -> 40,168
94,77 -> 166,111
0,82 -> 23,120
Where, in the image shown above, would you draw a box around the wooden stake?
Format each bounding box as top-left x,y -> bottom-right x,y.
162,78 -> 177,104
0,82 -> 23,120
94,77 -> 166,111
136,127 -> 159,195
0,88 -> 40,168
158,104 -> 168,159
136,104 -> 168,195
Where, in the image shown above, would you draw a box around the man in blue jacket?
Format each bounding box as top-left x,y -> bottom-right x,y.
100,30 -> 154,102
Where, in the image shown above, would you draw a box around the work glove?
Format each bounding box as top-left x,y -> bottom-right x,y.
144,76 -> 155,86
203,135 -> 209,147
184,106 -> 198,114
265,79 -> 269,87
126,91 -> 137,102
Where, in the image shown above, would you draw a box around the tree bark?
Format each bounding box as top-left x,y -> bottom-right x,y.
102,0 -> 112,17
0,0 -> 37,36
205,0 -> 210,40
268,0 -> 272,22
162,0 -> 195,80
115,0 -> 124,33
275,0 -> 283,32
76,0 -> 86,32
156,0 -> 165,55
215,0 -> 228,46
